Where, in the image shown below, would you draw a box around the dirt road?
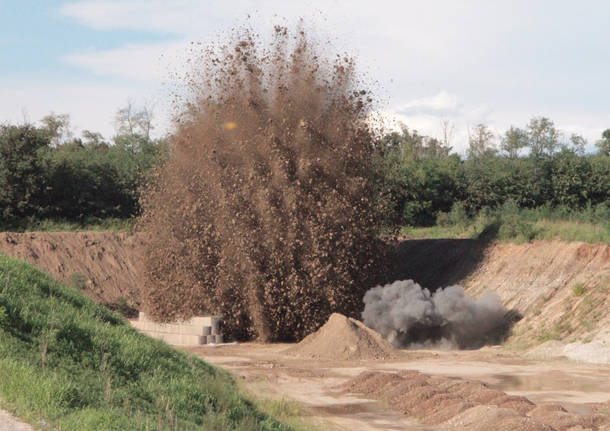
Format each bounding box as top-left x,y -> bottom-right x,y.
0,407 -> 34,431
186,343 -> 610,431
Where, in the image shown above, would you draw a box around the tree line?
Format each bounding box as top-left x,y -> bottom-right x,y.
374,117 -> 610,228
0,107 -> 167,229
1,110 -> 608,231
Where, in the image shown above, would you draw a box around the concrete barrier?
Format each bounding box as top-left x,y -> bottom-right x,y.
131,312 -> 223,346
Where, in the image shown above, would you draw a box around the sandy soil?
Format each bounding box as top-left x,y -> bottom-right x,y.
1,233 -> 608,348
0,232 -> 145,306
185,343 -> 610,431
0,407 -> 34,431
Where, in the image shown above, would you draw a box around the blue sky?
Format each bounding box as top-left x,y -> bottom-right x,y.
1,1 -> 610,153
1,1 -> 176,80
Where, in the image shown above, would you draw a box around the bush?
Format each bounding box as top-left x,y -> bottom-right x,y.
497,217 -> 537,242
0,124 -> 49,225
441,201 -> 469,227
572,283 -> 585,297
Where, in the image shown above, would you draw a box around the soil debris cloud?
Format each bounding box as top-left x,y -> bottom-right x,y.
138,23 -> 385,341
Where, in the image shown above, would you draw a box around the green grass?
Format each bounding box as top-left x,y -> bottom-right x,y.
399,224 -> 472,240
571,283 -> 586,297
3,218 -> 134,233
25,218 -> 134,233
530,219 -> 610,243
401,208 -> 610,244
0,254 -> 292,431
251,397 -> 321,431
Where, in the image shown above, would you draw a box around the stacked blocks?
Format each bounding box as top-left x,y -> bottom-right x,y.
131,312 -> 223,346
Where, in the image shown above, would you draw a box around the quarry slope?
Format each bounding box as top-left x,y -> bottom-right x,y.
1,232 -> 608,352
464,241 -> 610,359
395,239 -> 610,350
0,232 -> 145,307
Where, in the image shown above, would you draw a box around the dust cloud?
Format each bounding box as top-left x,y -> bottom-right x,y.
362,279 -> 511,349
138,23 -> 386,341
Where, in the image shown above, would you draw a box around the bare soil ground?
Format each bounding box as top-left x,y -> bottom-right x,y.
185,343 -> 610,430
1,233 -> 609,428
0,405 -> 34,431
0,232 -> 145,306
2,233 -> 607,350
463,241 -> 610,350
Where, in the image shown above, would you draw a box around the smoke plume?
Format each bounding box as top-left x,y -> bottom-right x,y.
362,279 -> 510,349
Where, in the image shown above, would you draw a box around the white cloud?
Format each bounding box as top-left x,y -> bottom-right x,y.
59,0 -> 339,35
5,0 -> 606,154
381,92 -> 496,153
0,80 -> 171,140
64,40 -> 187,82
60,0 -> 217,33
395,91 -> 460,117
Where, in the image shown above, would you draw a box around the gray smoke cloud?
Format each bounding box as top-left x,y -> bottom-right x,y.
362,279 -> 510,349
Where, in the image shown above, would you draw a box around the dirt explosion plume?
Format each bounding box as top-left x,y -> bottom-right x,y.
137,24 -> 386,341
362,280 -> 511,349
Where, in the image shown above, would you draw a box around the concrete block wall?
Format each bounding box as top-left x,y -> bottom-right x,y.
131,312 -> 223,346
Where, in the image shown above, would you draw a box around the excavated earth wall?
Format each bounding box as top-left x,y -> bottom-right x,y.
1,232 -> 608,352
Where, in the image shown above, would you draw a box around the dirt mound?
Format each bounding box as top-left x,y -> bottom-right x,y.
444,405 -> 553,431
0,232 -> 143,307
528,404 -> 600,430
339,370 -> 606,430
284,313 -> 397,360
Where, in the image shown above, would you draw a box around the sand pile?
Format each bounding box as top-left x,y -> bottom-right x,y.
339,370 -> 609,430
284,313 -> 397,360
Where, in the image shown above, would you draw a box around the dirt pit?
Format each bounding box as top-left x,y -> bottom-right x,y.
185,343 -> 610,431
284,313 -> 397,361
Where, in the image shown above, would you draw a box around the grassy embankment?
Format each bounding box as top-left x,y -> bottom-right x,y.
9,218 -> 134,233
14,210 -> 610,245
0,255 -> 293,431
401,204 -> 610,244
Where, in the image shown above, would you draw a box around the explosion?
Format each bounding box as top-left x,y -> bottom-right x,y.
362,279 -> 512,349
138,24 -> 386,341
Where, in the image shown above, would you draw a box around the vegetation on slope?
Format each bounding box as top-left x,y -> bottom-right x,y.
2,111 -> 609,244
0,255 -> 292,431
401,200 -> 610,244
21,218 -> 134,233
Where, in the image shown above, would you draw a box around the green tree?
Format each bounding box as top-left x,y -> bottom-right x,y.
40,113 -> 72,146
550,148 -> 592,208
114,101 -> 153,139
595,129 -> 610,155
379,125 -> 449,159
500,126 -> 527,158
467,124 -> 496,159
81,130 -> 108,149
526,116 -> 559,158
568,133 -> 586,156
588,153 -> 610,206
0,124 -> 50,224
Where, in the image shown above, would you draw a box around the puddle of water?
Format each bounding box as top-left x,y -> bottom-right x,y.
489,371 -> 603,393
313,401 -> 380,415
